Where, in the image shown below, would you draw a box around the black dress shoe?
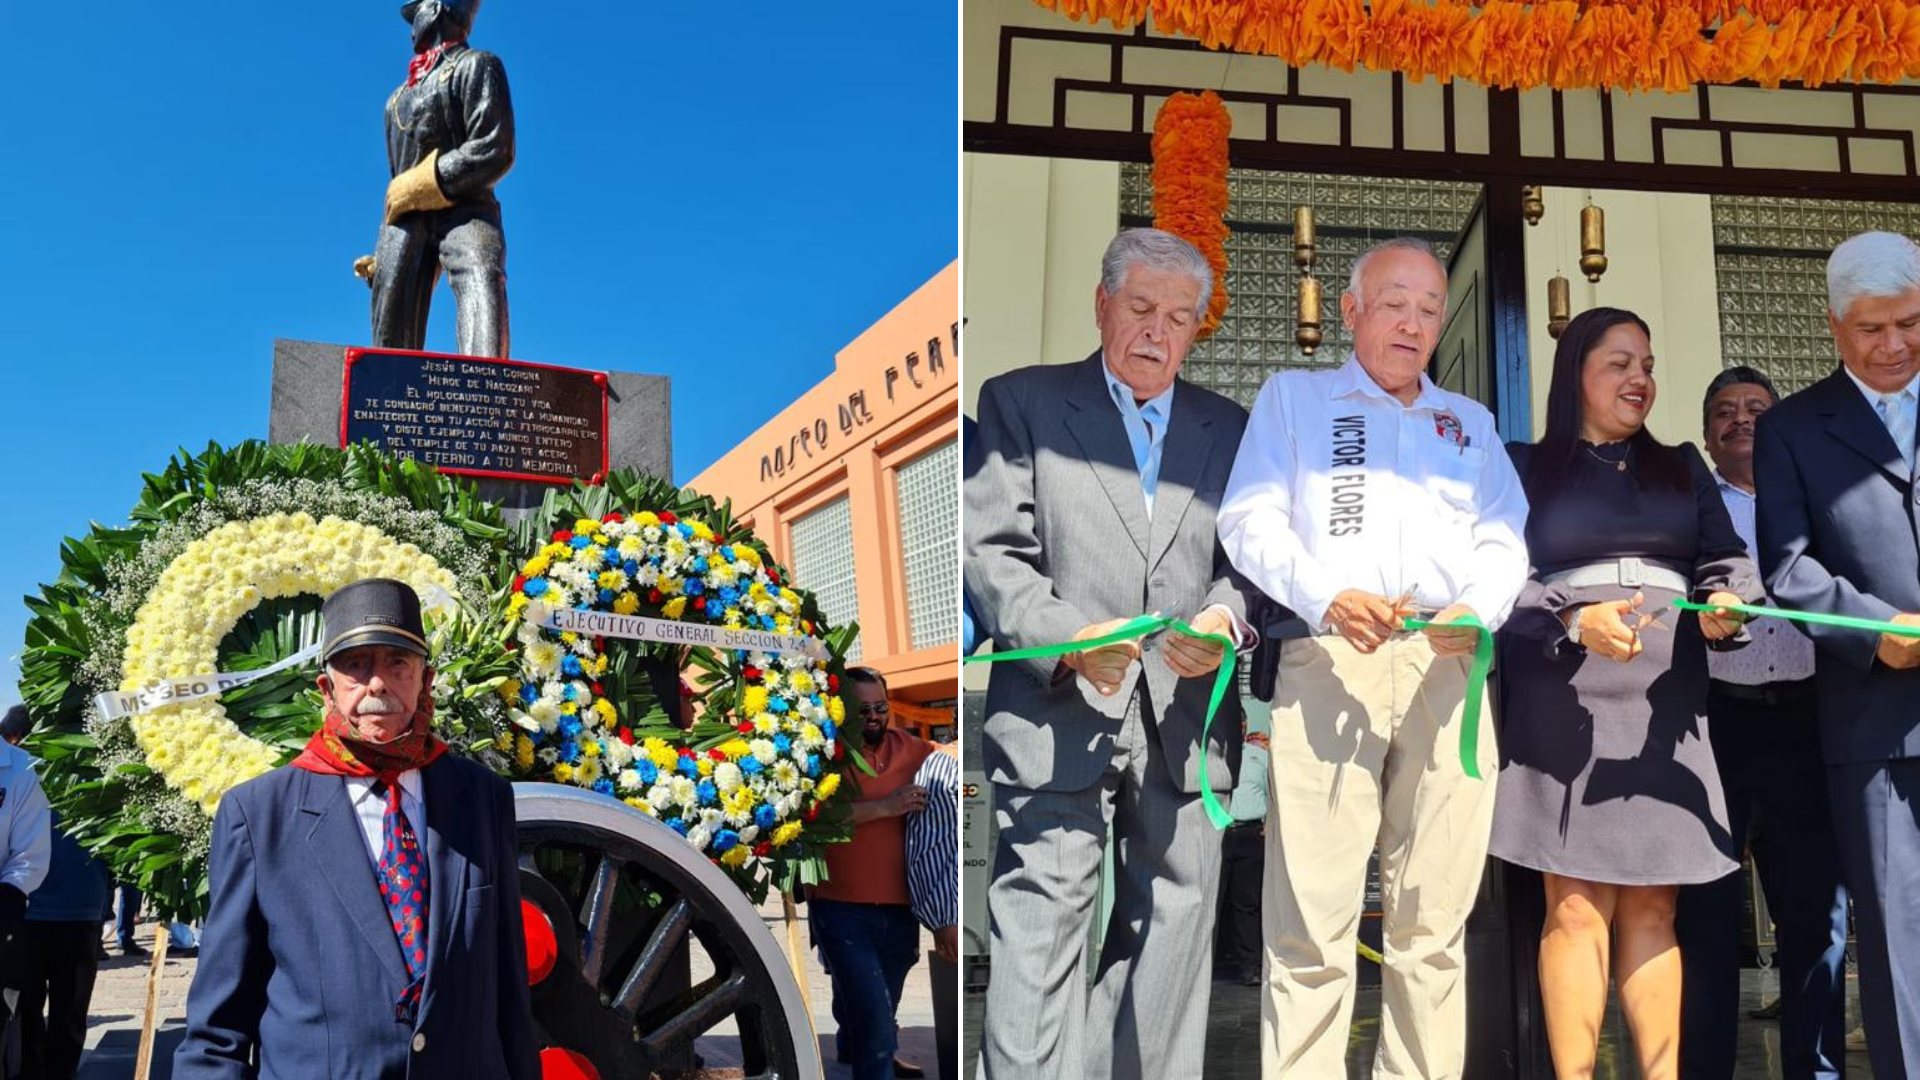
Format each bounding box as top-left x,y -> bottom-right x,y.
893,1057 -> 926,1079
120,941 -> 149,958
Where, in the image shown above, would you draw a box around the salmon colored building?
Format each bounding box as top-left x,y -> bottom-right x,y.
689,263 -> 959,729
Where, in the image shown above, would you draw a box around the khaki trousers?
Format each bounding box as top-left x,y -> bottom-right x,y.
1260,634 -> 1498,1080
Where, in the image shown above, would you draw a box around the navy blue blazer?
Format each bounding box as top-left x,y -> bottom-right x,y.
1755,368 -> 1920,764
173,755 -> 540,1080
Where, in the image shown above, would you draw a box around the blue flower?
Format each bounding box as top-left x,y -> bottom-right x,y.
561,742 -> 581,764
666,817 -> 689,836
561,654 -> 583,677
636,760 -> 659,784
563,685 -> 578,702
528,728 -> 545,744
624,560 -> 640,576
524,577 -> 549,597
598,588 -> 615,603
740,756 -> 764,775
807,754 -> 822,777
773,734 -> 792,754
712,829 -> 740,852
570,535 -> 592,549
604,547 -> 622,565
677,756 -> 700,779
754,805 -> 778,830
592,779 -> 615,796
769,697 -> 789,714
719,545 -> 736,562
822,720 -> 836,740
691,557 -> 710,574
685,578 -> 705,597
677,523 -> 694,540
519,683 -> 538,705
697,779 -> 718,804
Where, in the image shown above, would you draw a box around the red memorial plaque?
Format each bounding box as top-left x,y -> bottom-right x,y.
340,347 -> 609,484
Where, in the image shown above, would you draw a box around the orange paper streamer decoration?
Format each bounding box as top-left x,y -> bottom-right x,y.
1036,0 -> 1920,91
1151,91 -> 1233,339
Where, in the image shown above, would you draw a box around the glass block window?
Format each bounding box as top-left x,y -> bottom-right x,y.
896,440 -> 959,651
789,496 -> 861,662
1119,166 -> 1480,408
1711,195 -> 1920,394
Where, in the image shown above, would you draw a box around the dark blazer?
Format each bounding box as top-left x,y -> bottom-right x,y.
173,755 -> 540,1080
965,353 -> 1253,793
1755,368 -> 1920,764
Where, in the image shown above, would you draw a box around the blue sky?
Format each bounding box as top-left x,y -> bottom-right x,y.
0,4 -> 957,698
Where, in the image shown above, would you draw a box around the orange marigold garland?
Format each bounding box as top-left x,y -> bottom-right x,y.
1151,91 -> 1232,339
1037,0 -> 1920,92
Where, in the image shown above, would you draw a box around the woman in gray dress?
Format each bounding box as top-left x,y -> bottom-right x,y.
1492,307 -> 1758,1080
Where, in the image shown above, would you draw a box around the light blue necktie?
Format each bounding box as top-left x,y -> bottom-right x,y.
1878,392 -> 1915,473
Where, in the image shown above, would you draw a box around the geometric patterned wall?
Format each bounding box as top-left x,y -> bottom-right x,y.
1121,165 -> 1479,408
788,494 -> 861,662
1712,196 -> 1920,394
896,439 -> 959,652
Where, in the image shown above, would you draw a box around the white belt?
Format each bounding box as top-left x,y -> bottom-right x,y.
1539,557 -> 1690,594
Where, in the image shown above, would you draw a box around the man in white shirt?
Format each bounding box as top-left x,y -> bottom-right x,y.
1755,230 -> 1920,1078
1217,237 -> 1529,1078
1675,367 -> 1847,1080
0,703 -> 54,1036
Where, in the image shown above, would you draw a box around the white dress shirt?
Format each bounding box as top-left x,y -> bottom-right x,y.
0,740 -> 51,899
344,769 -> 425,871
1708,473 -> 1816,685
1218,356 -> 1531,631
1841,365 -> 1920,470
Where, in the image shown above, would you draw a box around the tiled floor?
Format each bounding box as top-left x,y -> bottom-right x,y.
965,967 -> 1868,1078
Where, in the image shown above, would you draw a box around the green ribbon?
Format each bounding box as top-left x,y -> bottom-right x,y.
1399,614 -> 1493,780
963,614 -> 1240,829
1671,599 -> 1920,637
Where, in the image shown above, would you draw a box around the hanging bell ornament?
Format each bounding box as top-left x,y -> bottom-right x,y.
1297,274 -> 1323,355
1547,275 -> 1571,339
1294,206 -> 1317,271
1580,204 -> 1608,282
1521,185 -> 1545,227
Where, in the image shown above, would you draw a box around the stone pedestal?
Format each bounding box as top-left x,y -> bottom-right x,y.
268,338 -> 671,520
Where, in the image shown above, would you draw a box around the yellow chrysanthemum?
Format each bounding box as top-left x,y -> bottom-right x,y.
507,593 -> 529,614
581,740 -> 601,758
613,591 -> 640,615
521,553 -> 552,577
574,518 -> 601,536
690,521 -> 715,542
828,697 -> 846,723
662,596 -> 688,619
635,511 -> 660,527
720,846 -> 751,868
542,542 -> 570,559
788,672 -> 813,695
696,758 -> 714,777
626,797 -> 658,816
593,699 -> 617,724
651,746 -> 679,770
815,772 -> 841,800
498,679 -> 523,702
772,821 -> 804,848
742,686 -> 769,715
720,739 -> 752,760
561,701 -> 578,716
515,735 -> 535,772
553,763 -> 575,783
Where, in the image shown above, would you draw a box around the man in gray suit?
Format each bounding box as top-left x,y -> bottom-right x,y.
965,228 -> 1254,1080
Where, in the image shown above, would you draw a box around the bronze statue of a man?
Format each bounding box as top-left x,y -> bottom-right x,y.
355,0 -> 515,358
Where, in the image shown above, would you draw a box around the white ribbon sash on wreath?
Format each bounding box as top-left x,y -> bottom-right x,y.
541,608 -> 829,661
95,642 -> 325,721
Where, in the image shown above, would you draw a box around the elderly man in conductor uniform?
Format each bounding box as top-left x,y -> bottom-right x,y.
1755,230 -> 1920,1078
1217,237 -> 1529,1079
173,578 -> 539,1080
967,227 -> 1255,1080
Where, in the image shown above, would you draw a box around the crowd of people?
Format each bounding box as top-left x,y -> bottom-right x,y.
964,225 -> 1920,1080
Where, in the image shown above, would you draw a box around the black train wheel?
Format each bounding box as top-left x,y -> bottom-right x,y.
513,783 -> 822,1080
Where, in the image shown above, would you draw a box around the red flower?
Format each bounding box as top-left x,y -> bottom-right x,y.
707,749 -> 726,762
679,747 -> 695,758
831,741 -> 844,759
602,512 -> 624,524
768,569 -> 781,585
805,805 -> 819,822
659,511 -> 678,525
693,597 -> 706,611
593,636 -> 606,651
617,727 -> 634,745
591,682 -> 604,696
648,589 -> 663,604
743,666 -> 762,681
554,530 -> 573,543
512,574 -> 526,591
753,843 -> 771,857
827,674 -> 840,693
737,721 -> 755,734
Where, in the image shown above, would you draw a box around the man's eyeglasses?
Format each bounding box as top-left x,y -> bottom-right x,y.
856,701 -> 891,718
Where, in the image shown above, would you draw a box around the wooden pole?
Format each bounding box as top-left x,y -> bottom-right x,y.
781,891 -> 817,1022
132,923 -> 171,1080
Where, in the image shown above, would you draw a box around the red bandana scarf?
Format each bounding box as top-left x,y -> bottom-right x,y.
405,40 -> 462,87
290,687 -> 447,786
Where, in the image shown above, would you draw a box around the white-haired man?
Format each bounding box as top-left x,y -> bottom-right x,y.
967,227 -> 1255,1079
1217,237 -> 1529,1077
1755,230 -> 1920,1078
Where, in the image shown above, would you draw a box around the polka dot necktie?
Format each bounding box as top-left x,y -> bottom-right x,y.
373,779 -> 430,1023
